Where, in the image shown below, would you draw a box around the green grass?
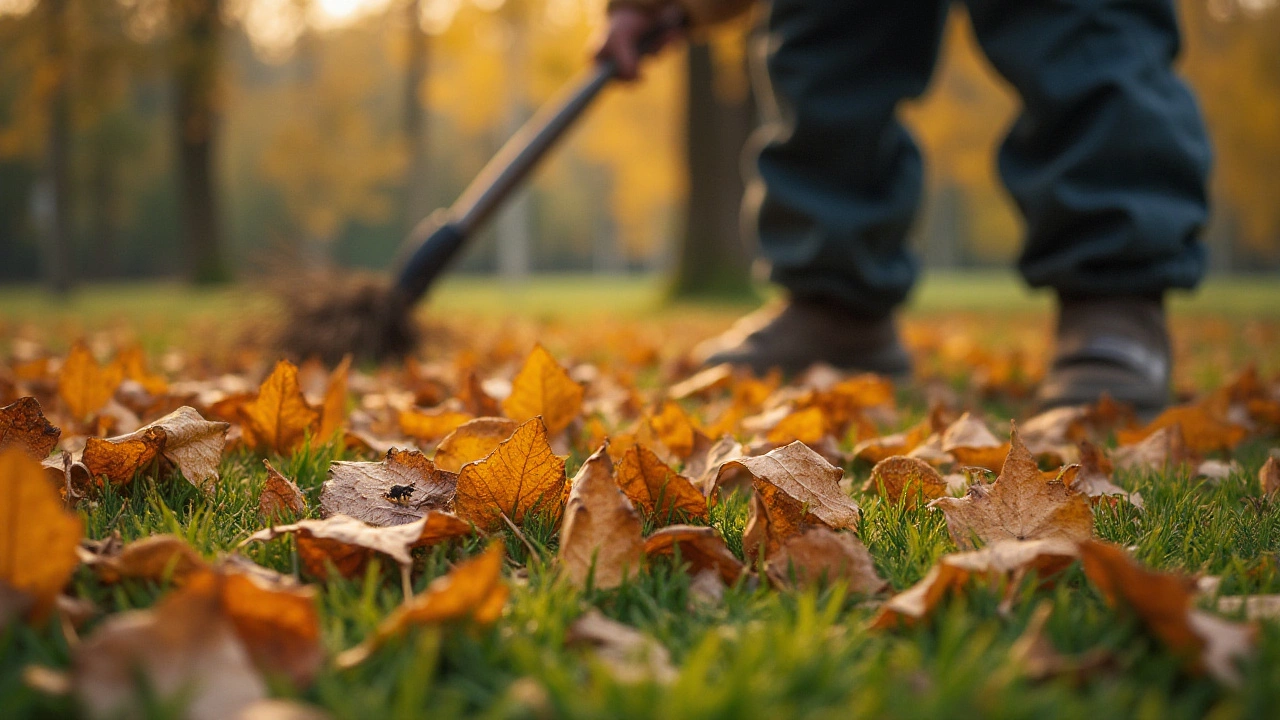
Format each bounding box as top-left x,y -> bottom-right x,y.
4,437 -> 1280,719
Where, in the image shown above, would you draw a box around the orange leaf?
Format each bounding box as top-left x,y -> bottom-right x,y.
239,361 -> 319,455
260,460 -> 307,520
862,456 -> 947,507
647,401 -> 704,459
398,408 -> 473,443
80,533 -> 209,585
614,444 -> 708,522
433,417 -> 519,473
313,355 -> 350,446
0,397 -> 61,459
58,341 -> 123,420
453,417 -> 566,531
502,345 -> 583,436
0,448 -> 82,621
643,525 -> 744,584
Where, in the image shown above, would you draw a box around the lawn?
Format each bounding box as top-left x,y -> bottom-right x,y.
2,272 -> 1279,719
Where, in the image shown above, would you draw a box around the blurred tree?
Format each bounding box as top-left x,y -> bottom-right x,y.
399,0 -> 429,232
172,0 -> 228,283
43,0 -> 74,294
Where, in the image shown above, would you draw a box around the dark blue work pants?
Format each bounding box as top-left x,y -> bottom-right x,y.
746,0 -> 1212,315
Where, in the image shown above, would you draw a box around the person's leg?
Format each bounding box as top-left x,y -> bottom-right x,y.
747,0 -> 951,317
965,0 -> 1211,411
696,0 -> 948,376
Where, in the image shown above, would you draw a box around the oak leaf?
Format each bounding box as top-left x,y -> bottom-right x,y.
870,538 -> 1078,629
0,448 -> 82,621
614,444 -> 707,522
58,342 -> 123,420
764,527 -> 885,593
930,427 -> 1093,550
335,543 -> 507,668
715,441 -> 859,530
0,397 -> 60,459
1079,540 -> 1255,686
862,456 -> 947,507
642,525 -> 743,584
321,448 -> 457,525
433,417 -> 519,473
558,446 -> 643,589
453,417 -> 566,531
239,361 -> 319,455
242,513 -> 473,579
502,344 -> 583,436
260,460 -> 307,520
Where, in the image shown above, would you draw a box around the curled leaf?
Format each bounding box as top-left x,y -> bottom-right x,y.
764,527 -> 885,593
643,525 -> 743,584
862,456 -> 947,507
433,417 -> 519,473
453,417 -> 566,532
614,444 -> 707,522
260,460 -> 307,520
716,441 -> 858,530
559,447 -> 643,589
0,397 -> 61,459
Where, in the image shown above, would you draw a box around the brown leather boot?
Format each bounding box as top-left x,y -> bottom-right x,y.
692,297 -> 912,378
1036,295 -> 1171,414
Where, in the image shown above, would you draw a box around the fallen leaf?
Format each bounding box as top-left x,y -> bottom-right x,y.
1117,399 -> 1248,455
260,460 -> 307,520
313,355 -> 350,446
0,448 -> 82,621
433,417 -> 519,473
1261,455 -> 1280,496
335,543 -> 507,668
72,574 -> 266,720
1111,425 -> 1191,473
115,345 -> 168,398
862,456 -> 947,507
242,513 -> 473,579
1079,540 -> 1255,686
321,449 -> 457,525
852,417 -> 931,464
764,527 -> 885,593
715,441 -> 859,530
240,361 -> 319,455
502,345 -> 583,436
614,444 -> 707,522
930,427 -> 1093,550
80,406 -> 230,489
1070,441 -> 1143,509
765,406 -> 830,446
219,571 -> 324,687
559,446 -> 643,589
941,412 -> 1009,472
684,434 -> 745,497
398,408 -> 473,443
58,342 -> 123,420
870,538 -> 1078,629
80,534 -> 208,584
668,364 -> 734,400
647,400 -> 705,459
565,609 -> 677,684
642,525 -> 743,584
458,369 -> 502,417
0,397 -> 60,459
453,417 -> 566,531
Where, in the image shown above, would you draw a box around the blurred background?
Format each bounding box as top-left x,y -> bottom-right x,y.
0,0 -> 1277,298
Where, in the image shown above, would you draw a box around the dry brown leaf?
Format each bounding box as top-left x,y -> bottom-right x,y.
642,525 -> 744,584
941,412 -> 1009,472
614,444 -> 708,522
502,344 -> 583,436
453,417 -> 566,532
434,417 -> 519,473
313,355 -> 350,446
1117,399 -> 1248,455
870,538 -> 1078,629
72,574 -> 267,720
862,456 -> 947,507
242,513 -> 473,578
240,361 -> 320,455
0,397 -> 60,459
1110,425 -> 1191,473
1079,540 -> 1255,686
335,543 -> 507,668
565,609 -> 677,684
0,448 -> 82,621
80,534 -> 209,584
851,417 -> 931,464
685,434 -> 745,497
219,571 -> 324,687
715,441 -> 859,530
764,527 -> 885,593
58,342 -> 124,420
559,446 -> 643,589
930,427 -> 1093,550
1070,441 -> 1143,509
79,406 -> 230,489
321,448 -> 457,525
458,369 -> 502,417
741,480 -> 811,562
1261,455 -> 1280,496
260,460 -> 307,520
398,408 -> 473,443
765,406 -> 829,446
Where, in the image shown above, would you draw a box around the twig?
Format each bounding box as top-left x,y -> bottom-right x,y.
500,511 -> 540,565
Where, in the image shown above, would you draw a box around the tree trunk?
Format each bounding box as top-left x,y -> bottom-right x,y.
173,0 -> 226,284
669,42 -> 756,300
401,0 -> 430,233
44,0 -> 73,296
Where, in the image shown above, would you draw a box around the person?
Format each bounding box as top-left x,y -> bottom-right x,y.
595,0 -> 1211,415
